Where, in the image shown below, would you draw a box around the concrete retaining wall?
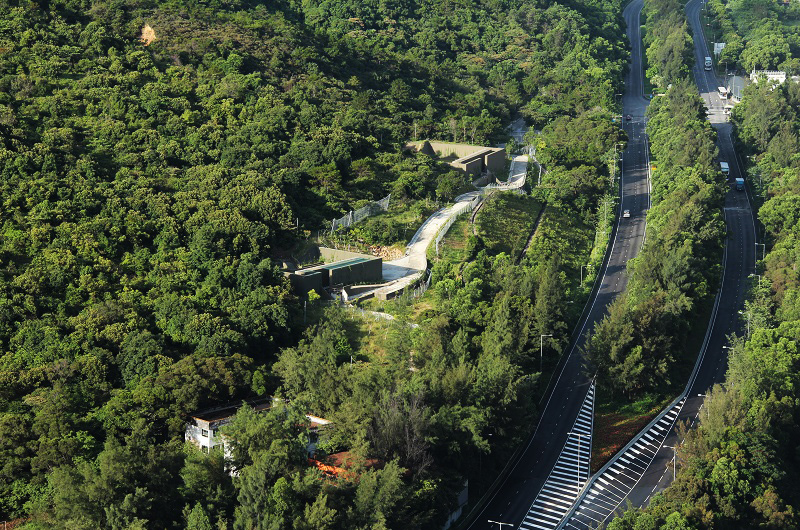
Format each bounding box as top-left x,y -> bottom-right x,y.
405,141 -> 506,177
319,247 -> 369,263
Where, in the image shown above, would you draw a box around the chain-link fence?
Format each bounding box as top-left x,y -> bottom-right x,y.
434,194 -> 483,256
330,194 -> 391,233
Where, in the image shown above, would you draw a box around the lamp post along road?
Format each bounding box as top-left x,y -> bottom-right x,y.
665,445 -> 678,481
755,242 -> 765,262
739,310 -> 751,337
581,265 -> 590,284
568,431 -> 583,494
487,521 -> 513,530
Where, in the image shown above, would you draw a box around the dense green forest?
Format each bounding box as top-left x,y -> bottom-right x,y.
0,0 -> 631,528
586,0 -> 725,398
704,0 -> 800,73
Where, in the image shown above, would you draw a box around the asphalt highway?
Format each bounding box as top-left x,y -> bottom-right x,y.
610,0 -> 757,512
463,1 -> 650,527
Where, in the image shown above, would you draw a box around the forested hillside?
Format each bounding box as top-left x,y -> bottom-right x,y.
0,0 -> 630,527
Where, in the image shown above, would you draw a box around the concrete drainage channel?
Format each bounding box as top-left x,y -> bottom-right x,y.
517,382 -> 595,530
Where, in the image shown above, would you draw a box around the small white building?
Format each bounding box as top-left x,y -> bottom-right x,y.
750,70 -> 787,84
185,398 -> 331,458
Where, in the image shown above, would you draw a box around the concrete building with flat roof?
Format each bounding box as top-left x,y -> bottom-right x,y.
286,248 -> 382,295
185,398 -> 331,460
405,140 -> 506,179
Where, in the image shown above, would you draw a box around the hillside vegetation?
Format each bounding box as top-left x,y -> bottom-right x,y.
0,0 -> 631,528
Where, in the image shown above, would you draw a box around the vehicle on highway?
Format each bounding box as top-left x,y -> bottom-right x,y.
704,56 -> 712,70
720,161 -> 730,176
625,114 -> 632,121
718,86 -> 729,99
623,209 -> 631,218
735,178 -> 745,191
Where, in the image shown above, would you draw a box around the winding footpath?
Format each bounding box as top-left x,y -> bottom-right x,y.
359,152 -> 529,300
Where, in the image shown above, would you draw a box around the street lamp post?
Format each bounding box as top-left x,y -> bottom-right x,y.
568,431 -> 583,494
706,23 -> 715,45
487,521 -> 513,530
664,445 -> 678,481
612,142 -> 625,186
750,273 -> 762,287
738,310 -> 751,337
699,390 -> 711,420
540,334 -> 553,372
755,242 -> 765,261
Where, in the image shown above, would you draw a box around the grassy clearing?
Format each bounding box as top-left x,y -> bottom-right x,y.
437,214 -> 471,263
475,193 -> 542,259
591,393 -> 674,472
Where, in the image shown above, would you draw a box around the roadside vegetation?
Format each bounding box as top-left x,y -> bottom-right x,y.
703,0 -> 800,75
607,1 -> 800,529
611,82 -> 800,527
586,0 -> 726,469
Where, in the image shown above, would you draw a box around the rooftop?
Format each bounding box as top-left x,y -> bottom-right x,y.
189,398 -> 332,429
190,397 -> 276,422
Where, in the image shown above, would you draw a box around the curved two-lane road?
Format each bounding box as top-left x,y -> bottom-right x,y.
463,1 -> 650,528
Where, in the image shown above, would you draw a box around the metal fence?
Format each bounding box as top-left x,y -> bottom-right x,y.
434,193 -> 487,257
330,194 -> 391,233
